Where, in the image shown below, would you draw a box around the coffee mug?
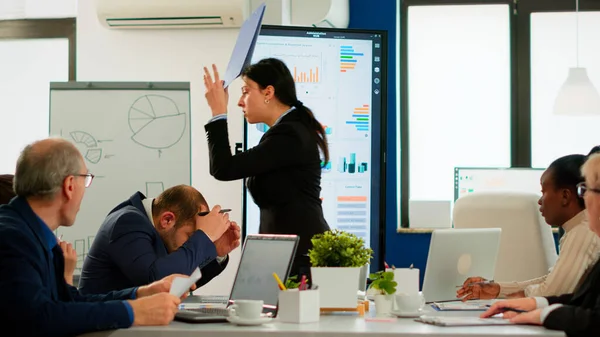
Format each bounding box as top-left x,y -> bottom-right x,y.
228,300 -> 264,320
394,292 -> 425,313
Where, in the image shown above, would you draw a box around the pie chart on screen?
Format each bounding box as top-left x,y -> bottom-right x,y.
128,95 -> 187,150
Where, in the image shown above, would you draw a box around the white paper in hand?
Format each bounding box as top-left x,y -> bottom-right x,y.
170,267 -> 202,297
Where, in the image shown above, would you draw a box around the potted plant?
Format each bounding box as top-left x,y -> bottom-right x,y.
369,271 -> 397,316
308,229 -> 373,308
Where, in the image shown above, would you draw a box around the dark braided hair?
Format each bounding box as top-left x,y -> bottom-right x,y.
242,58 -> 330,166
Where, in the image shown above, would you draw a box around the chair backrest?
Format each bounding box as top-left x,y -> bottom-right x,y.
453,192 -> 557,282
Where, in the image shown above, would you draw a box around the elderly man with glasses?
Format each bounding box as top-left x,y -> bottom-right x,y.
0,137 -> 192,336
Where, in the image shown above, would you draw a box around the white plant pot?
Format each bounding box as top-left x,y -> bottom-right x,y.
373,294 -> 393,316
310,266 -> 361,308
358,264 -> 369,292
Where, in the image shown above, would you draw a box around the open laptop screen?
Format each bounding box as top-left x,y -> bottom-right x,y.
230,234 -> 299,307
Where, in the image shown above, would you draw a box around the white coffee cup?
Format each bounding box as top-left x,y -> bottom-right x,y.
394,292 -> 425,313
229,300 -> 264,320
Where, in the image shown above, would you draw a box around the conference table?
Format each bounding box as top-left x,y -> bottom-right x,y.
80,303 -> 565,337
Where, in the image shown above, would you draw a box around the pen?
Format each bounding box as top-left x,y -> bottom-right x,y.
299,275 -> 307,290
198,208 -> 231,216
273,272 -> 286,290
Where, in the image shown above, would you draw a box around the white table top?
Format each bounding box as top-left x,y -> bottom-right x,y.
80,308 -> 565,337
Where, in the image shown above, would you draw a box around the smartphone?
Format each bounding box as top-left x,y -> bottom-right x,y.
198,208 -> 231,216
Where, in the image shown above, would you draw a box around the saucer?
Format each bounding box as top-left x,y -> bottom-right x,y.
391,310 -> 423,318
226,315 -> 273,326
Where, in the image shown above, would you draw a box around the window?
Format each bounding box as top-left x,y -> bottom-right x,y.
0,19 -> 75,173
0,38 -> 69,173
399,1 -> 600,228
402,4 -> 511,226
0,0 -> 76,20
530,12 -> 600,168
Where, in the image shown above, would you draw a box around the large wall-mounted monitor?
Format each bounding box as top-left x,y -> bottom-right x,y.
243,25 -> 387,271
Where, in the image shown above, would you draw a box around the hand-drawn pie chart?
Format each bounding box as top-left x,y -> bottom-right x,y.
128,95 -> 187,150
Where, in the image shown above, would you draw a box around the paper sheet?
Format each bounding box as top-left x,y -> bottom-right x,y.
431,301 -> 489,311
388,268 -> 420,294
416,316 -> 513,327
222,2 -> 266,88
170,267 -> 202,297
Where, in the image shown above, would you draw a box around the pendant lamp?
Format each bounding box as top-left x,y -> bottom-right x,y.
553,0 -> 600,115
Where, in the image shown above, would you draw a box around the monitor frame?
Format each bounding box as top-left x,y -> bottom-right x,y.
453,166 -> 545,202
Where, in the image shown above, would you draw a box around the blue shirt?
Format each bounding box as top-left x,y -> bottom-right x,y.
207,106 -> 296,126
37,218 -> 135,324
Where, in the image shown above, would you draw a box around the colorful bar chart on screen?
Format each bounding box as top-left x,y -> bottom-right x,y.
345,104 -> 369,132
336,195 -> 368,240
337,153 -> 368,174
294,66 -> 320,83
340,45 -> 364,72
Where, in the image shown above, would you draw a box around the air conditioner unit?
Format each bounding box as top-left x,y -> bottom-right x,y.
95,0 -> 250,29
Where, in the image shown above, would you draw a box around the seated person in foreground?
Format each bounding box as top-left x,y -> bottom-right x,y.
0,138 -> 187,336
458,152 -> 600,300
1,173 -> 78,286
79,185 -> 240,295
0,174 -> 15,204
481,152 -> 600,336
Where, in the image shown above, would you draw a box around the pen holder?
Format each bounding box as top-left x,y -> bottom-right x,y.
277,288 -> 320,323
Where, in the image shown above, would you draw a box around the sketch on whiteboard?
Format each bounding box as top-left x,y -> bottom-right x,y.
72,236 -> 96,271
128,95 -> 187,157
69,130 -> 112,164
146,181 -> 165,198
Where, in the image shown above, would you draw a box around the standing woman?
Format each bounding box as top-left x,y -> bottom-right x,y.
202,58 -> 330,278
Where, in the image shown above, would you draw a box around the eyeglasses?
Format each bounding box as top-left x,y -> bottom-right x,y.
75,173 -> 95,188
576,182 -> 600,198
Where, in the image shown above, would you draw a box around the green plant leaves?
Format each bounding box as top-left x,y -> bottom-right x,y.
369,271 -> 397,294
308,230 -> 373,267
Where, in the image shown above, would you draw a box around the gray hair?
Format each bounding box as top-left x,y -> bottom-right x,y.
13,138 -> 83,199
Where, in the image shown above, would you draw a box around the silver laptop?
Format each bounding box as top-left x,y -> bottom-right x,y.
421,228 -> 501,303
175,234 -> 299,323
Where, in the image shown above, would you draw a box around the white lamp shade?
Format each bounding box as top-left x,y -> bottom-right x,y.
553,67 -> 600,116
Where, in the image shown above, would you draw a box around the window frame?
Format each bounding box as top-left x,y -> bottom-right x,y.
399,0 -> 517,228
0,18 -> 76,80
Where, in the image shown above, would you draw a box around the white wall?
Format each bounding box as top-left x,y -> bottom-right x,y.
77,0 -> 245,295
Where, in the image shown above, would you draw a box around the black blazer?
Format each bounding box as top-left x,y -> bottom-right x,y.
0,197 -> 135,336
79,192 -> 226,294
544,256 -> 600,336
205,109 -> 330,275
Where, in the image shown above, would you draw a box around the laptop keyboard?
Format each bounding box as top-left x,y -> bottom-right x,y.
182,307 -> 229,317
194,295 -> 229,304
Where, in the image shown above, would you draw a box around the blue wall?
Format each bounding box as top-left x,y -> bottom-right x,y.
347,1 -> 559,288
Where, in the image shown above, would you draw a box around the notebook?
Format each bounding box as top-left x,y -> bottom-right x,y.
431,300 -> 491,311
415,316 -> 513,327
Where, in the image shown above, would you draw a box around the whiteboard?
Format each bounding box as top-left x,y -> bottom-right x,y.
49,82 -> 191,273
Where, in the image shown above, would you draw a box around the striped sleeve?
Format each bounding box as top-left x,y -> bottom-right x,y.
498,276 -> 545,297
500,226 -> 599,297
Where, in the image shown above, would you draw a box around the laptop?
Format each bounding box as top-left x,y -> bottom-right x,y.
174,234 -> 299,323
421,228 -> 501,303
